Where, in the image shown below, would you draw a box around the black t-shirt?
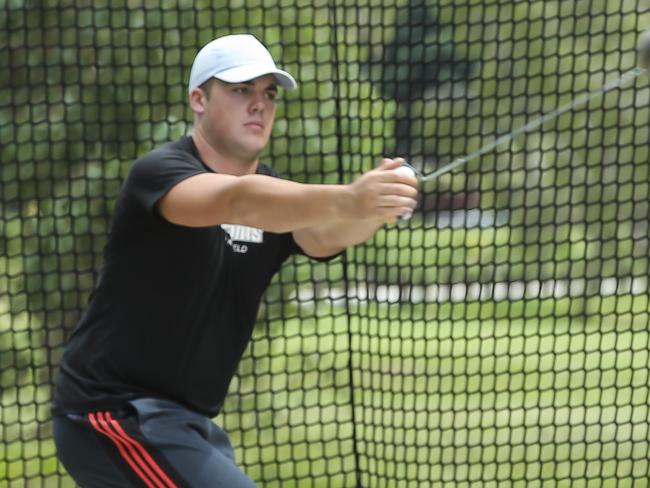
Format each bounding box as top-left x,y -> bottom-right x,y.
53,136 -> 331,417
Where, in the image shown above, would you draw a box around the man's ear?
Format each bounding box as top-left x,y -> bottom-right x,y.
189,87 -> 207,115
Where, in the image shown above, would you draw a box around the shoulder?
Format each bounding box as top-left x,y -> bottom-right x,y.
133,137 -> 200,171
127,137 -> 205,183
120,137 -> 209,212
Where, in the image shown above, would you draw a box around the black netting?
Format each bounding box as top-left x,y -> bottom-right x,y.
2,1 -> 649,487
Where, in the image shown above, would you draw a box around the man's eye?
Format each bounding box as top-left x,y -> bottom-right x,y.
233,87 -> 248,93
266,92 -> 277,100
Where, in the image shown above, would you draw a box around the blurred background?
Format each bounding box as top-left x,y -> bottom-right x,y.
1,0 -> 649,486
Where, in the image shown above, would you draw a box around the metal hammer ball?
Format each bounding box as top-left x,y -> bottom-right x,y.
395,163 -> 418,221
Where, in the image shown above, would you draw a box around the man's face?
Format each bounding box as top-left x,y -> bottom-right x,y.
196,75 -> 278,163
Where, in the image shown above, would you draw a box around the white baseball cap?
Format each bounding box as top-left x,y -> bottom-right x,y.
188,34 -> 297,93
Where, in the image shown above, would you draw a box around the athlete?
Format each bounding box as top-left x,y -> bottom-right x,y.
52,34 -> 418,487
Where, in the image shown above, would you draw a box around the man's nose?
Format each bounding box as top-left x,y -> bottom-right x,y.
250,93 -> 265,112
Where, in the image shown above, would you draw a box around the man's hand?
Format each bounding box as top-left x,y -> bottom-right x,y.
292,157 -> 419,257
344,157 -> 419,225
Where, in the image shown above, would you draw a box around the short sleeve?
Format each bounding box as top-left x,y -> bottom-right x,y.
124,147 -> 206,215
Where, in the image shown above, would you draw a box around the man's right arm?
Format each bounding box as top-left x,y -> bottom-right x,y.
157,159 -> 417,233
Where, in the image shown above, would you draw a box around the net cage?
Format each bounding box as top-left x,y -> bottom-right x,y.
1,1 -> 650,486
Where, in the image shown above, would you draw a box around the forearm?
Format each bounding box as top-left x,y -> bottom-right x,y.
289,160 -> 418,256
325,219 -> 384,247
294,218 -> 384,256
228,175 -> 350,233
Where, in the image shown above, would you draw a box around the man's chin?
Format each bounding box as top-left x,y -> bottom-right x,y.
240,137 -> 270,157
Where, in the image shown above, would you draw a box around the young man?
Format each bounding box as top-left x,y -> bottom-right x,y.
52,34 -> 418,487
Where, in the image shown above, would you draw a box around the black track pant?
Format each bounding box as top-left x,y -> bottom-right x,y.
53,398 -> 257,488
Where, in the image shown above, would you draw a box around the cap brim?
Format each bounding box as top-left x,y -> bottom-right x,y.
213,64 -> 297,90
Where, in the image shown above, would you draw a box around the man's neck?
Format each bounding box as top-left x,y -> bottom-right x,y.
191,130 -> 259,176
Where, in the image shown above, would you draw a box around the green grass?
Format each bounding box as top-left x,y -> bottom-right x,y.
2,297 -> 649,487
213,297 -> 650,487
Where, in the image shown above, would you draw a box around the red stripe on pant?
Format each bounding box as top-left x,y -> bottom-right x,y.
88,411 -> 178,488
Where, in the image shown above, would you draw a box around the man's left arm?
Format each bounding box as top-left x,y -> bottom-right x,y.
292,158 -> 418,258
292,218 -> 387,258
